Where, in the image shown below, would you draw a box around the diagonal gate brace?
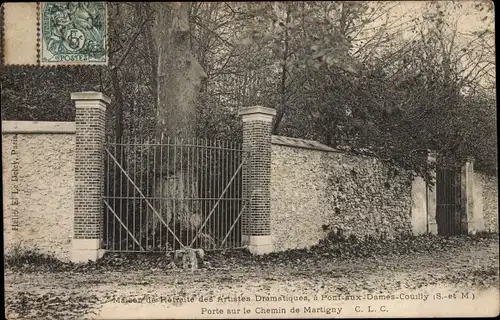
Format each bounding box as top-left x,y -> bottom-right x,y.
105,147 -> 186,249
189,154 -> 247,247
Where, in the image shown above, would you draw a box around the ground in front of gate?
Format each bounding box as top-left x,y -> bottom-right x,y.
4,235 -> 500,319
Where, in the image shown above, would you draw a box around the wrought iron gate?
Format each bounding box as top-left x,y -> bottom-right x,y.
102,137 -> 247,252
436,165 -> 465,236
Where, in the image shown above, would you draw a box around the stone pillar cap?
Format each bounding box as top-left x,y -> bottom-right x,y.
71,92 -> 111,104
238,106 -> 276,117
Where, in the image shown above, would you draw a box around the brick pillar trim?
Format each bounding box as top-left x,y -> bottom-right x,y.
71,91 -> 110,263
239,106 -> 276,255
426,151 -> 438,234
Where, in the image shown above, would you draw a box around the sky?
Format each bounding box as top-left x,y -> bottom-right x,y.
374,1 -> 495,89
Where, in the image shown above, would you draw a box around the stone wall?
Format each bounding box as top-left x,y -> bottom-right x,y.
2,122 -> 75,261
270,136 -> 413,251
474,172 -> 499,233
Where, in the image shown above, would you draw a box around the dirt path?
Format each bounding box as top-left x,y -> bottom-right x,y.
5,238 -> 499,319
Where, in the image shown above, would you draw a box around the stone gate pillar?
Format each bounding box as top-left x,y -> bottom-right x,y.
411,150 -> 438,235
461,156 -> 481,233
239,106 -> 276,255
426,151 -> 438,234
71,92 -> 110,262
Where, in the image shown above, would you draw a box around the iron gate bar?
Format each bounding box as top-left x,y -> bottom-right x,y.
146,139 -> 150,248
219,202 -> 247,248
105,138 -> 110,250
173,137 -> 177,248
191,138 -> 196,247
228,141 -> 232,247
113,141 -> 117,250
166,136 -> 171,247
120,140 -> 124,248
189,153 -> 247,247
104,147 -> 186,248
104,199 -> 145,251
180,137 -> 183,246
186,139 -> 190,246
138,137 -> 142,250
225,141 -> 229,247
215,140 -> 219,246
126,142 -> 130,249
436,164 -> 463,236
211,140 -> 215,247
132,138 -> 137,250
237,142 -> 241,246
104,137 -> 246,252
204,138 -> 208,248
159,138 -> 163,250
152,140 -> 155,249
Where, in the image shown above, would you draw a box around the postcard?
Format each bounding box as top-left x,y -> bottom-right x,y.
2,2 -> 498,319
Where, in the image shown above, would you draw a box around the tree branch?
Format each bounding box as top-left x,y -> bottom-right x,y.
111,18 -> 150,71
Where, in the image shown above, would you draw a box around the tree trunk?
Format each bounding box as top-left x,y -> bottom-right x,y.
153,2 -> 207,138
147,3 -> 209,248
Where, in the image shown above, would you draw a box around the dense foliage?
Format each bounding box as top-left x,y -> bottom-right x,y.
1,1 -> 496,175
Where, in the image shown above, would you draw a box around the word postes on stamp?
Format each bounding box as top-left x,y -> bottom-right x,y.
40,2 -> 107,65
3,2 -> 107,66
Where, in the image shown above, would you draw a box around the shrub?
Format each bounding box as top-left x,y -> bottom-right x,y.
5,243 -> 67,271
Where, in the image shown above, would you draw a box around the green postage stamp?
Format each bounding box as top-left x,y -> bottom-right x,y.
40,2 -> 107,65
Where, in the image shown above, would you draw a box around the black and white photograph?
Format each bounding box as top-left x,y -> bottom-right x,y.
2,1 -> 498,319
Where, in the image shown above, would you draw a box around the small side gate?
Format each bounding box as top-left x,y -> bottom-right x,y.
436,164 -> 466,236
102,137 -> 248,252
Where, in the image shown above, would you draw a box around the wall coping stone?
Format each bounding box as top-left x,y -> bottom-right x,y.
239,106 -> 277,117
2,121 -> 76,134
71,91 -> 111,104
271,135 -> 343,153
